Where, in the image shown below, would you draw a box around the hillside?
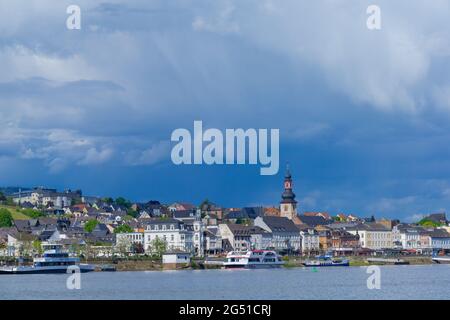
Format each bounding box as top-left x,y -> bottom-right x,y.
0,205 -> 31,220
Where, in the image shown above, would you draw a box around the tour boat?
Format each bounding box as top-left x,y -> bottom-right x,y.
223,250 -> 285,269
303,255 -> 349,267
0,243 -> 95,274
432,253 -> 450,264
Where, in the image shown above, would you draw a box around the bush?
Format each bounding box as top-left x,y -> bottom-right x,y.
114,224 -> 133,234
20,208 -> 44,218
418,218 -> 442,228
84,219 -> 99,233
0,208 -> 13,227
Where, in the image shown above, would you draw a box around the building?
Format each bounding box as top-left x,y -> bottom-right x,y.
279,166 -> 298,221
392,224 -> 430,250
428,229 -> 450,251
315,225 -> 332,251
330,230 -> 360,255
219,224 -> 251,251
297,215 -> 332,228
297,225 -> 320,255
425,213 -> 448,225
115,232 -> 144,253
12,187 -> 80,208
143,219 -> 194,254
162,252 -> 191,269
203,226 -> 223,255
347,223 -> 393,250
254,216 -> 301,253
304,212 -> 332,220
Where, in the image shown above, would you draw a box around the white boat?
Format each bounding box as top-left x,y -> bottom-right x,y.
432,256 -> 450,264
223,250 -> 284,269
0,243 -> 95,274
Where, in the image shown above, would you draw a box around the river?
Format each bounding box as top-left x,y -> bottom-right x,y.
1,264 -> 449,299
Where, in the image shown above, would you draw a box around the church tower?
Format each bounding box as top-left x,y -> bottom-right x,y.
280,165 -> 297,220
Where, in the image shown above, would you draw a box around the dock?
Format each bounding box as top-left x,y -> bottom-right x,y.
366,258 -> 409,265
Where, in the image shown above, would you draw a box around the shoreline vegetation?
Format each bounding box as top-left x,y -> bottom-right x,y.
99,255 -> 435,271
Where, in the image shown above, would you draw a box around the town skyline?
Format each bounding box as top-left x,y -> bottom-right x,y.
1,167 -> 445,224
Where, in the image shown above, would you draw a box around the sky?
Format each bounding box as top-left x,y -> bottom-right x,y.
1,0 -> 450,221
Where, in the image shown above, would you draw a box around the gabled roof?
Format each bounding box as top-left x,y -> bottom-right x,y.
227,224 -> 270,236
173,209 -> 197,219
297,215 -> 332,227
427,229 -> 450,238
261,216 -> 299,233
346,223 -> 390,232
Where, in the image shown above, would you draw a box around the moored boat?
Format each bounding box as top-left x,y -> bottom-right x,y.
303,255 -> 349,267
0,243 -> 95,275
223,250 -> 284,269
432,255 -> 450,264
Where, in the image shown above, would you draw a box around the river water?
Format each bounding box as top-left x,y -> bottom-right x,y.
1,265 -> 449,300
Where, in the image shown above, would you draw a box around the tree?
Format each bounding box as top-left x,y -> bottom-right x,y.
114,224 -> 133,234
127,208 -> 139,218
149,237 -> 167,258
102,197 -> 114,204
115,197 -> 131,208
32,240 -> 43,255
418,218 -> 442,228
84,219 -> 99,233
0,192 -> 6,203
131,242 -> 145,254
115,237 -> 132,257
0,208 -> 13,227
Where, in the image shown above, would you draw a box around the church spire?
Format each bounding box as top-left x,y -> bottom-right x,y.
280,164 -> 297,220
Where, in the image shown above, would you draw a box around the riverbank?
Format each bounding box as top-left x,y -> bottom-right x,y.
88,255 -> 434,271
0,255 -> 434,272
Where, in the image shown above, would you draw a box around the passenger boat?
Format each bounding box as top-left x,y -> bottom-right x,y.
223,250 -> 284,269
432,253 -> 450,264
303,255 -> 349,267
0,243 -> 95,274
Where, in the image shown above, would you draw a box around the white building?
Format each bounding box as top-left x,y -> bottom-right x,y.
162,252 -> 191,265
143,219 -> 193,254
115,232 -> 144,252
204,226 -> 223,255
429,229 -> 450,250
13,188 -> 77,208
347,223 -> 393,250
392,224 -> 430,250
299,228 -> 320,255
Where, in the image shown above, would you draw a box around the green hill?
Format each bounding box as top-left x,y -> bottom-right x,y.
0,205 -> 31,220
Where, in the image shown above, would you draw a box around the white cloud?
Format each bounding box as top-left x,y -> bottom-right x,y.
0,45 -> 100,83
78,147 -> 114,165
125,141 -> 170,166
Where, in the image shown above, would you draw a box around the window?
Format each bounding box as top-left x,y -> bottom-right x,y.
171,235 -> 174,241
